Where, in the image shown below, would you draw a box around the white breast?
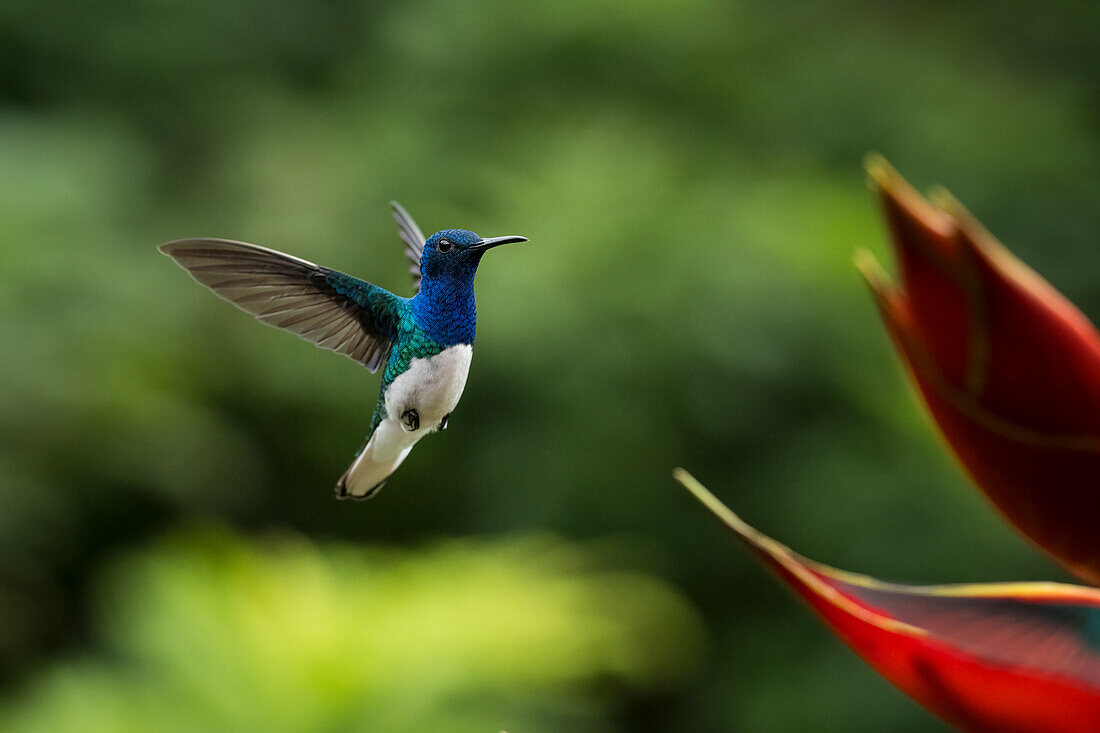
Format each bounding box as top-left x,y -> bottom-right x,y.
383,344 -> 473,431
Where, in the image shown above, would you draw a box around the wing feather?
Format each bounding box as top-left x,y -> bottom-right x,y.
159,238 -> 403,373
390,201 -> 427,293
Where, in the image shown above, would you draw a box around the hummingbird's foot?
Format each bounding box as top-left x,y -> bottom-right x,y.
401,408 -> 420,432
437,412 -> 450,431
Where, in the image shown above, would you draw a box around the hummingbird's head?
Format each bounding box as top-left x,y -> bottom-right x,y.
420,229 -> 528,283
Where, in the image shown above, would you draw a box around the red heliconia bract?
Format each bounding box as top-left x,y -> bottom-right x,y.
857,157 -> 1100,587
676,470 -> 1100,733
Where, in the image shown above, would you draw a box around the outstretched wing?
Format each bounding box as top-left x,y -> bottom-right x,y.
390,201 -> 426,292
159,238 -> 404,372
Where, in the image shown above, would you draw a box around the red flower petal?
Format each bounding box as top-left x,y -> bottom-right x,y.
857,157 -> 1100,586
676,469 -> 1100,732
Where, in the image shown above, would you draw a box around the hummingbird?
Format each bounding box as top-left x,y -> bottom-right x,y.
159,203 -> 528,500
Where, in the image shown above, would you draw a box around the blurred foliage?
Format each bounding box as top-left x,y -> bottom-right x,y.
0,530 -> 701,732
0,0 -> 1098,730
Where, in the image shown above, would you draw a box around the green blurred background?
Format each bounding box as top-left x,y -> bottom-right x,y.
1,1 -> 1098,730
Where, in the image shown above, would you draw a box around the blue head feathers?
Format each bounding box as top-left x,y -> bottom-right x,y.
418,229 -> 485,283
411,229 -> 527,346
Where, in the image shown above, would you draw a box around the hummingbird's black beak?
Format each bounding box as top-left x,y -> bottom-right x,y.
469,235 -> 528,252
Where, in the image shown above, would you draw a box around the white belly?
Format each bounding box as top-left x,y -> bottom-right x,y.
384,344 -> 473,433
338,344 -> 472,498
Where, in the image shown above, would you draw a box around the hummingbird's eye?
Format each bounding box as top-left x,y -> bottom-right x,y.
437,238 -> 453,253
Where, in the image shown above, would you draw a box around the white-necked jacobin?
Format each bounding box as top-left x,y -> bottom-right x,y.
159,203 -> 528,500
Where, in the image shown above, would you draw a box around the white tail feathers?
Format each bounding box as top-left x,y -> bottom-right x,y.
335,420 -> 415,500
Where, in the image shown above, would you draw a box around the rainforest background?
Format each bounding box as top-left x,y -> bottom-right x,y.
1,2 -> 1098,730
